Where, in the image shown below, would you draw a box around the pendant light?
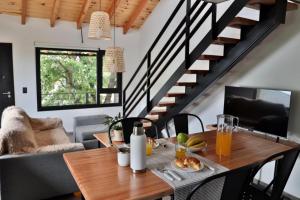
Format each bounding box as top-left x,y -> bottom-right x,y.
88,0 -> 111,40
103,0 -> 125,72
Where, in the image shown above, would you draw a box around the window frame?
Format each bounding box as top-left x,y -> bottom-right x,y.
36,47 -> 122,111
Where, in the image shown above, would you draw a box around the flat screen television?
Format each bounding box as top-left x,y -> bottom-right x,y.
224,86 -> 292,138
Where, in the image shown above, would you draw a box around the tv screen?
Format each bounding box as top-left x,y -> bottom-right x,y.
224,86 -> 291,138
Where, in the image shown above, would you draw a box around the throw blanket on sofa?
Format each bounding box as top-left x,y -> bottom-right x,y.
0,106 -> 81,155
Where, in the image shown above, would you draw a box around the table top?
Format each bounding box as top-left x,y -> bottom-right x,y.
65,130 -> 294,200
94,132 -> 121,147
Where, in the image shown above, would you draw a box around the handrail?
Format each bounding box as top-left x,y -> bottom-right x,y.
124,1 -> 207,109
123,0 -> 219,117
123,0 -> 185,92
125,4 -> 215,117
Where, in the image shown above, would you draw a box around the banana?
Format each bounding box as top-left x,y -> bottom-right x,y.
186,137 -> 203,147
189,141 -> 207,149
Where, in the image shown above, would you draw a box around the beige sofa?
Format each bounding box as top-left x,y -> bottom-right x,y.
0,106 -> 84,200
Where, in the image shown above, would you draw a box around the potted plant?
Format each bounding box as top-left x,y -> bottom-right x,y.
104,113 -> 124,142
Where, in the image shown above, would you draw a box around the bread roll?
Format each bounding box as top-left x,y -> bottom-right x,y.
185,157 -> 201,170
175,158 -> 186,168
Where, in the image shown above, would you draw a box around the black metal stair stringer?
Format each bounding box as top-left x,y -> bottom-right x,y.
154,17 -> 282,130
138,0 -> 287,131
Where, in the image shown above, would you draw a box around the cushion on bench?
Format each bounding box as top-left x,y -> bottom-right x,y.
75,124 -> 108,141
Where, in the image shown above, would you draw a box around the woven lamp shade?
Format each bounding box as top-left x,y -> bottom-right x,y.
88,11 -> 111,40
103,47 -> 125,72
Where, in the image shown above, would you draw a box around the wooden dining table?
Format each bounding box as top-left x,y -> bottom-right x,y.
63,130 -> 294,200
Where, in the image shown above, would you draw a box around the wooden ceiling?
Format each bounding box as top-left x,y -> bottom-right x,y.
0,0 -> 160,33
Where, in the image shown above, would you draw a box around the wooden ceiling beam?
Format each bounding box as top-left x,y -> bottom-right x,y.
77,0 -> 92,29
21,0 -> 27,25
50,0 -> 61,27
123,0 -> 148,34
108,0 -> 122,19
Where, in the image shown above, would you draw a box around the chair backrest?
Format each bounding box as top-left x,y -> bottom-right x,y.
250,147 -> 300,200
186,163 -> 258,200
165,113 -> 204,137
108,117 -> 158,144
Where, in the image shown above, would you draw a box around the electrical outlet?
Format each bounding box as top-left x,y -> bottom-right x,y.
22,87 -> 27,94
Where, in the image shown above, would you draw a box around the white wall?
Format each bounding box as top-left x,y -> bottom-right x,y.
137,0 -> 300,197
0,15 -> 141,131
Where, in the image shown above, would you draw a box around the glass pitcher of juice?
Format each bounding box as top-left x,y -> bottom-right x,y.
216,114 -> 239,157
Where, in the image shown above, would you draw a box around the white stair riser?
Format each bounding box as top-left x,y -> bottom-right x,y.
168,86 -> 185,94
146,115 -> 159,120
203,44 -> 224,56
178,74 -> 197,83
189,60 -> 210,71
152,106 -> 167,112
237,7 -> 260,21
143,122 -> 152,127
219,27 -> 241,39
160,97 -> 176,103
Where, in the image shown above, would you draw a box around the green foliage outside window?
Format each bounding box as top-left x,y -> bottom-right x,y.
37,48 -> 121,110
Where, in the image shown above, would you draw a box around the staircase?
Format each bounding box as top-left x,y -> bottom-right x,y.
123,0 -> 298,132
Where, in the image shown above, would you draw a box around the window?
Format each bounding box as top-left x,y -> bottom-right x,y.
36,48 -> 122,111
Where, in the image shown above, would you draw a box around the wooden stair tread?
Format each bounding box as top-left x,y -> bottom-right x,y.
187,70 -> 209,75
229,17 -> 257,28
287,2 -> 298,11
248,0 -> 275,5
176,82 -> 197,87
166,93 -> 185,97
198,55 -> 223,61
213,37 -> 240,45
158,102 -> 176,107
247,1 -> 298,11
245,4 -> 261,10
150,111 -> 167,115
146,117 -> 159,122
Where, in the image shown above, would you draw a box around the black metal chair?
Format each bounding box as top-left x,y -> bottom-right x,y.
186,163 -> 258,200
165,113 -> 205,137
242,147 -> 300,200
108,117 -> 159,145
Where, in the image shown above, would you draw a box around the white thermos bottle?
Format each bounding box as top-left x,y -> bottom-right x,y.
130,122 -> 146,173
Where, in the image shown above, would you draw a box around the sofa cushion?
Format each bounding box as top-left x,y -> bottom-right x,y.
75,124 -> 108,141
30,117 -> 63,131
35,143 -> 84,153
35,127 -> 70,147
74,115 -> 109,127
0,106 -> 37,154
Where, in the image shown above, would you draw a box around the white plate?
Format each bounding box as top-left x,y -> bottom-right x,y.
171,159 -> 205,173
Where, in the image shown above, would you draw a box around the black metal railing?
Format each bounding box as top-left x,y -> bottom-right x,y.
123,0 -> 217,117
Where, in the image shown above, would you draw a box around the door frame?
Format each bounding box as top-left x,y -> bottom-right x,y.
0,42 -> 15,114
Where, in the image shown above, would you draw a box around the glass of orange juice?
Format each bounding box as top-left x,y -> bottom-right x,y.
216,114 -> 239,157
146,138 -> 153,156
175,143 -> 187,159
